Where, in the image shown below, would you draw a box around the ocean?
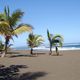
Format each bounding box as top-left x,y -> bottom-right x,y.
13,43 -> 80,51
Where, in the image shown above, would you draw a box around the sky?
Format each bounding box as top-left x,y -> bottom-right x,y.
0,0 -> 80,47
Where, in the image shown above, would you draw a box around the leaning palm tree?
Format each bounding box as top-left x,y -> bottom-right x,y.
0,6 -> 33,57
52,35 -> 63,56
27,33 -> 44,55
47,29 -> 53,55
47,29 -> 63,55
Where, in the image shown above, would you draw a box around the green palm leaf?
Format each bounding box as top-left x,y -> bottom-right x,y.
52,34 -> 63,41
0,21 -> 12,35
10,10 -> 24,27
52,34 -> 63,47
47,29 -> 51,42
13,24 -> 33,35
0,13 -> 6,21
58,40 -> 63,47
27,33 -> 44,48
4,6 -> 10,20
0,21 -> 9,27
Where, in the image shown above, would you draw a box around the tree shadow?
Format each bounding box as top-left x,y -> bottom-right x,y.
6,51 -> 47,58
0,64 -> 28,80
7,51 -> 37,58
19,72 -> 47,80
0,64 -> 5,68
33,52 -> 46,55
0,64 -> 47,80
9,54 -> 37,58
7,52 -> 20,54
52,53 -> 63,56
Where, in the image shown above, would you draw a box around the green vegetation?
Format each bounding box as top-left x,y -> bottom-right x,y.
27,33 -> 44,55
47,29 -> 63,55
0,40 -> 4,50
0,6 -> 64,57
52,34 -> 63,56
47,29 -> 53,55
0,6 -> 33,57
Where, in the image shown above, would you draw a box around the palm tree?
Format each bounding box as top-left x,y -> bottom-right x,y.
47,29 -> 53,55
0,6 -> 33,57
52,35 -> 63,56
47,29 -> 63,55
27,33 -> 44,55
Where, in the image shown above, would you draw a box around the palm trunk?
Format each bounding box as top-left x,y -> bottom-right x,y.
49,44 -> 52,55
55,46 -> 59,56
1,39 -> 7,57
31,48 -> 33,55
5,38 -> 8,54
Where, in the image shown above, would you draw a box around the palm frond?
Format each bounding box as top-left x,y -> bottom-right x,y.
52,34 -> 63,47
0,13 -> 5,21
58,41 -> 63,47
27,33 -> 43,48
4,6 -> 10,20
7,44 -> 13,49
0,21 -> 9,32
35,35 -> 43,41
0,21 -> 13,35
0,21 -> 9,27
52,34 -> 63,41
13,24 -> 33,35
34,35 -> 44,46
47,29 -> 51,42
10,10 -> 24,27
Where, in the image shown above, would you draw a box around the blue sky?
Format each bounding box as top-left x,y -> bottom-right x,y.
0,0 -> 80,47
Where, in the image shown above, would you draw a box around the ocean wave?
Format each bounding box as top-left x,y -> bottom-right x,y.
14,43 -> 80,50
33,47 -> 80,51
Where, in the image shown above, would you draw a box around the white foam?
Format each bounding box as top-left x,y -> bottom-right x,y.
33,47 -> 80,51
58,47 -> 80,51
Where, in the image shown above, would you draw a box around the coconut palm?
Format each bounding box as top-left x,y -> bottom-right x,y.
52,35 -> 63,56
27,33 -> 44,55
47,29 -> 63,55
47,29 -> 53,55
0,6 -> 33,57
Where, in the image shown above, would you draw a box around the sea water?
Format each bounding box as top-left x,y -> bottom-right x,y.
14,43 -> 80,51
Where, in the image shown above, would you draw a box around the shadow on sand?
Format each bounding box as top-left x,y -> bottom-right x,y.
19,72 -> 47,80
7,51 -> 37,58
8,51 -> 46,58
0,64 -> 47,80
9,54 -> 37,58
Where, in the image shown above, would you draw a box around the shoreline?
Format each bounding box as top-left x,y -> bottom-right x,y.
12,48 -> 80,53
12,47 -> 80,51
